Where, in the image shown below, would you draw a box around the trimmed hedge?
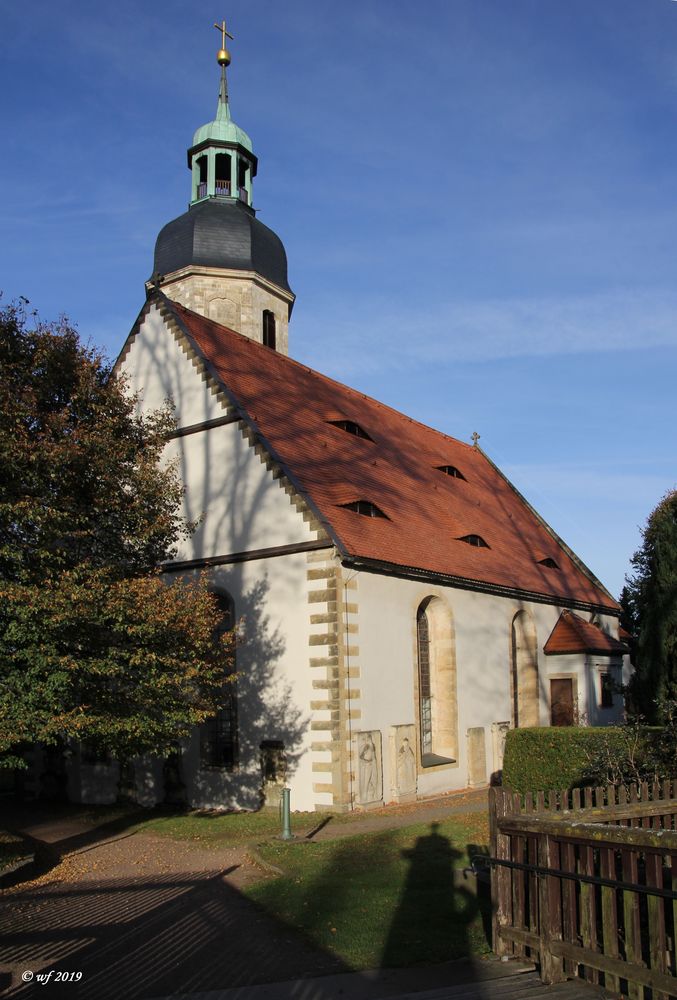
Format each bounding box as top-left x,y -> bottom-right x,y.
502,727 -> 642,794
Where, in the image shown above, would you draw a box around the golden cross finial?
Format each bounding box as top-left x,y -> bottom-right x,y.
214,19 -> 234,48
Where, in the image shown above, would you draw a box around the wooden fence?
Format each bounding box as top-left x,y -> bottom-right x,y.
488,781 -> 677,999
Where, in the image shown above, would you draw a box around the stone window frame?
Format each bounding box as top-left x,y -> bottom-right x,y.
411,592 -> 459,773
509,609 -> 540,728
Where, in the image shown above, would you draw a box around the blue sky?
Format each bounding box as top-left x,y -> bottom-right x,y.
2,0 -> 676,599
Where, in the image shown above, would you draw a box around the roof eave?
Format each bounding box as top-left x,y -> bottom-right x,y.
341,554 -> 620,614
544,645 -> 628,656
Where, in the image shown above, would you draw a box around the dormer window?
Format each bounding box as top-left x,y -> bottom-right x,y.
458,534 -> 489,548
437,465 -> 466,481
329,420 -> 373,441
340,500 -> 387,519
538,557 -> 559,570
262,310 -> 276,350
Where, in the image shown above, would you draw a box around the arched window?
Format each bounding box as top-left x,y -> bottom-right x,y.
200,591 -> 238,770
262,310 -> 276,350
510,610 -> 539,728
215,153 -> 231,196
196,155 -> 208,200
416,598 -> 458,767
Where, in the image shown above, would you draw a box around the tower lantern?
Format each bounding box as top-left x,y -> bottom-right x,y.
188,19 -> 257,207
148,19 -> 295,353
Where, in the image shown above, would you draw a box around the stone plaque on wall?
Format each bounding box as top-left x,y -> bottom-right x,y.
491,722 -> 510,779
389,724 -> 417,803
467,727 -> 487,788
354,730 -> 383,807
208,296 -> 239,329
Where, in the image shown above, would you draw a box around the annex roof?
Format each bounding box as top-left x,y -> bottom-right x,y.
159,297 -> 618,611
544,611 -> 628,656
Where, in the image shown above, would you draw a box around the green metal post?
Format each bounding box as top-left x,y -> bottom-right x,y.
280,786 -> 293,840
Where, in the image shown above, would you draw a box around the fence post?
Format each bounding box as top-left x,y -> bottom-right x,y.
538,832 -> 565,984
489,786 -> 513,957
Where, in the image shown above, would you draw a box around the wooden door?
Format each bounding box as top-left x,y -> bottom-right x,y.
550,678 -> 574,726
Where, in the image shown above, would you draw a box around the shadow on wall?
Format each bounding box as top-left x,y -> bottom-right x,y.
183,576 -> 308,810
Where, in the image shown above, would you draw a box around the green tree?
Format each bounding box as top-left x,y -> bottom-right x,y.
0,301 -> 231,767
625,489 -> 677,722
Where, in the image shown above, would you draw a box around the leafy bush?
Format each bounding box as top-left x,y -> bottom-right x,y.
502,726 -> 666,794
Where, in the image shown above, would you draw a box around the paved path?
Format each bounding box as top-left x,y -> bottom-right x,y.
0,790 -> 604,1000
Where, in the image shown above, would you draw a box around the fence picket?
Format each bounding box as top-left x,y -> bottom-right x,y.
539,833 -> 565,983
641,782 -> 651,829
578,837 -> 598,984
561,840 -> 577,975
600,845 -> 621,993
646,849 -> 668,1000
662,779 -> 671,830
621,847 -> 643,1000
618,784 -> 628,828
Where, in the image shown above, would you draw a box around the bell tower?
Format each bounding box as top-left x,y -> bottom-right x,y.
148,19 -> 295,354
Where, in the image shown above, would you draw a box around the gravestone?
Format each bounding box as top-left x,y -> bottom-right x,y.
467,726 -> 487,787
354,730 -> 383,807
389,724 -> 417,802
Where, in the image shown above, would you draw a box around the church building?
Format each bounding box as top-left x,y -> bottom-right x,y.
75,26 -> 629,811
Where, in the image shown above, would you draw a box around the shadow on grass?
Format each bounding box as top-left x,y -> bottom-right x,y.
381,822 -> 484,968
249,820 -> 493,972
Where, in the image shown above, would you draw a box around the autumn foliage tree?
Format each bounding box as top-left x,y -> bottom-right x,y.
0,301 -> 232,767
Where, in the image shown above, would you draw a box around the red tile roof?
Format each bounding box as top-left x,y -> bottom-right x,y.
544,611 -> 628,655
164,297 -> 618,610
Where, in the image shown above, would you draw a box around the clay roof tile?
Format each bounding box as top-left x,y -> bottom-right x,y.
168,299 -> 618,610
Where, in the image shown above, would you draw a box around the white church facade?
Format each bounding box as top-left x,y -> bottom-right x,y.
70,27 -> 629,812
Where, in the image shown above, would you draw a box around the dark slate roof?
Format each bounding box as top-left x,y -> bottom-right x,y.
158,297 -> 618,612
153,199 -> 292,293
544,611 -> 628,655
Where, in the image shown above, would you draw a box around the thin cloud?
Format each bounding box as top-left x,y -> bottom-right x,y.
296,288 -> 677,373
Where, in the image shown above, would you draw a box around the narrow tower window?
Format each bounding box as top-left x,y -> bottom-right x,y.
238,159 -> 249,203
262,310 -> 276,350
196,156 -> 208,200
215,153 -> 231,196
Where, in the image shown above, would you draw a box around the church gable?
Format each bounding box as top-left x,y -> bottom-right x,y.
118,301 -> 227,429
118,300 -> 327,562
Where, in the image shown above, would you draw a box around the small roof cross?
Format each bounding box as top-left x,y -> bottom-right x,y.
214,19 -> 234,47
471,431 -> 480,448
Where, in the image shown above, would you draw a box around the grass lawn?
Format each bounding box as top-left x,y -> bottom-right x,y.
243,812 -> 492,970
129,808 -> 335,847
43,802 -> 341,848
